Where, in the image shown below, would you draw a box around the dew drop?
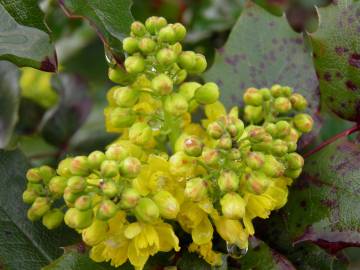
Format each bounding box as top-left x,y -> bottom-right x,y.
105,47 -> 117,68
226,242 -> 248,259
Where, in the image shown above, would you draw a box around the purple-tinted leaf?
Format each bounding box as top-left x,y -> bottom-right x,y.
309,0 -> 360,121
41,74 -> 92,146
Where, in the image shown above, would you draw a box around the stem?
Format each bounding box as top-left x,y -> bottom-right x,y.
303,124 -> 360,158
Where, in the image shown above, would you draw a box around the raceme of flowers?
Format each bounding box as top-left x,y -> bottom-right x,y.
23,16 -> 313,270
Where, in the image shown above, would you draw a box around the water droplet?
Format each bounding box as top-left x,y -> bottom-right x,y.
148,118 -> 163,131
226,242 -> 248,259
104,47 -> 117,68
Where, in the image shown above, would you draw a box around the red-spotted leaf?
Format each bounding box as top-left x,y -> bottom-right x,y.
309,0 -> 360,121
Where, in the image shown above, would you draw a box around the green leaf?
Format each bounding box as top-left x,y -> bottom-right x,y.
59,0 -> 133,61
0,61 -> 20,148
252,0 -> 288,16
309,0 -> 360,121
41,73 -> 92,147
0,149 -> 79,270
176,251 -> 227,270
0,2 -> 57,71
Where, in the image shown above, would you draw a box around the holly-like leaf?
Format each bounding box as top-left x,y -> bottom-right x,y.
0,149 -> 79,270
0,61 -> 20,149
309,0 -> 360,121
0,2 -> 57,71
41,73 -> 92,147
59,0 -> 133,62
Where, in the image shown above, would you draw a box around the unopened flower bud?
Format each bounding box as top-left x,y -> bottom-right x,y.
113,86 -> 139,107
120,188 -> 141,209
101,181 -> 118,198
135,198 -> 160,223
70,156 -> 89,176
262,155 -> 285,177
75,195 -> 92,211
290,93 -> 307,110
243,88 -> 263,106
202,148 -> 221,166
49,176 -> 67,197
64,208 -> 93,229
183,136 -> 203,157
293,113 -> 313,133
63,187 -> 80,204
108,67 -> 129,84
67,176 -> 86,193
105,144 -> 128,161
156,48 -> 177,66
191,54 -> 207,74
88,151 -> 106,169
39,165 -> 55,184
228,119 -> 245,138
282,86 -> 293,97
172,23 -> 186,41
274,97 -> 292,114
285,168 -> 302,178
109,108 -> 136,128
57,158 -> 73,177
131,21 -> 147,37
178,82 -> 201,101
218,170 -> 239,192
243,172 -> 271,195
82,219 -> 108,246
286,153 -> 304,169
124,55 -> 145,74
184,177 -> 207,202
229,148 -> 241,160
153,190 -> 179,219
129,122 -> 152,145
271,84 -> 282,97
207,121 -> 225,139
259,88 -> 271,100
175,69 -> 188,84
271,139 -> 289,156
164,93 -> 188,116
275,120 -> 291,138
158,25 -> 176,43
248,127 -> 272,143
26,168 -> 42,183
123,37 -> 138,54
194,82 -> 219,105
101,160 -> 119,178
22,189 -> 38,204
244,105 -> 263,124
145,16 -> 167,34
217,134 -> 232,150
42,209 -> 64,230
169,151 -> 196,176
28,197 -> 51,221
246,151 -> 265,170
152,74 -> 173,95
178,51 -> 196,70
27,183 -> 45,195
220,193 -> 246,219
138,37 -> 156,54
120,157 -> 141,178
97,200 -> 117,220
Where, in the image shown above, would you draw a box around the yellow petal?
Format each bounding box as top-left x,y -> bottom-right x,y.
204,102 -> 226,122
89,243 -> 106,263
192,217 -> 213,245
155,223 -> 180,252
128,239 -> 149,269
124,222 -> 142,239
110,242 -> 129,267
243,214 -> 255,235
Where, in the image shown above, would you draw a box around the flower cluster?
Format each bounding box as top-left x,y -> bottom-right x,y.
23,16 -> 313,269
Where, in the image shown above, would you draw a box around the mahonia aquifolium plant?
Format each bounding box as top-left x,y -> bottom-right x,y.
23,16 -> 314,269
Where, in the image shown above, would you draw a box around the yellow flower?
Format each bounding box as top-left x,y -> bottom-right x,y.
189,242 -> 222,266
213,215 -> 248,249
201,101 -> 226,127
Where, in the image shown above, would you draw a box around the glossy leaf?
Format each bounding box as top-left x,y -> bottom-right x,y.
0,149 -> 78,270
310,0 -> 360,121
0,61 -> 20,148
41,73 -> 92,147
0,2 -> 57,71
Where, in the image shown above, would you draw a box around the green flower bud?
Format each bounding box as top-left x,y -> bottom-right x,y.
120,157 -> 141,178
153,190 -> 180,219
120,188 -> 141,209
194,82 -> 219,105
285,168 -> 302,178
271,139 -> 289,156
57,158 -> 73,177
191,54 -> 207,74
49,176 -> 67,197
105,144 -> 128,161
138,37 -> 156,54
145,16 -> 167,34
164,93 -> 188,116
158,25 -> 176,43
229,149 -> 241,160
75,195 -> 92,211
108,67 -> 129,84
282,86 -> 293,97
248,127 -> 272,143
246,151 -> 265,170
131,21 -> 147,37
123,37 -> 138,54
82,219 -> 109,246
217,134 -> 232,150
243,172 -> 271,195
184,177 -> 207,202
109,108 -> 136,128
67,176 -> 86,193
286,153 -> 304,169
39,165 -> 55,184
175,69 -> 188,84
63,187 -> 80,205
156,48 -> 177,66
178,51 -> 196,70
271,84 -> 282,97
218,170 -> 239,192
88,151 -> 106,169
244,105 -> 263,124
113,86 -> 139,107
220,193 -> 246,219
207,121 -> 225,139
42,209 -> 64,230
202,148 -> 221,166
64,208 -> 93,229
135,198 -> 160,223
27,183 -> 46,195
97,200 -> 117,220
70,156 -> 90,176
183,136 -> 203,157
264,123 -> 277,137
28,197 -> 51,221
227,119 -> 245,138
26,168 -> 42,183
22,189 -> 38,204
262,155 -> 285,177
287,141 -> 297,152
274,97 -> 292,114
101,160 -> 119,178
275,121 -> 291,138
178,82 -> 201,101
152,74 -> 173,95
259,88 -> 271,100
294,113 -> 313,133
243,87 -> 263,106
290,93 -> 308,110
172,23 -> 186,41
101,180 -> 119,198
124,55 -> 145,74
129,122 -> 153,145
